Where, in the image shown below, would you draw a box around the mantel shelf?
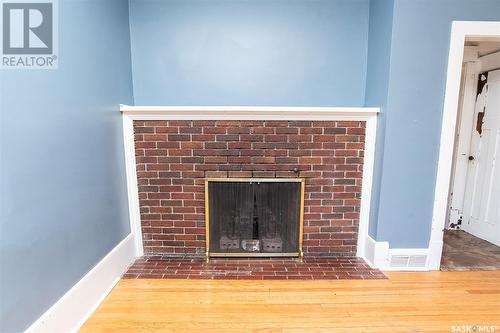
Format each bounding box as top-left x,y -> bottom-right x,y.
119,105 -> 379,121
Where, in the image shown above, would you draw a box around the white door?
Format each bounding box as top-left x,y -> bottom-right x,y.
462,69 -> 500,246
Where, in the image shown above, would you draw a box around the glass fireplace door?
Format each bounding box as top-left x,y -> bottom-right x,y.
206,179 -> 304,257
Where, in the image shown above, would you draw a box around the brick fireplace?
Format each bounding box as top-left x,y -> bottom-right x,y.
133,118 -> 366,258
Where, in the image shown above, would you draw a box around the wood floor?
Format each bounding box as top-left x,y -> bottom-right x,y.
80,271 -> 500,332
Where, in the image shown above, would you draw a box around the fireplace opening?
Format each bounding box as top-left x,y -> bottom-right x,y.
205,179 -> 304,258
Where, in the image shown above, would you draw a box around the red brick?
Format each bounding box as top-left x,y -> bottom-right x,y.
275,157 -> 298,164
227,127 -> 251,134
205,171 -> 227,178
313,135 -> 336,142
240,149 -> 263,156
300,127 -> 322,134
240,134 -> 264,142
157,142 -> 180,149
205,142 -> 227,149
193,120 -> 216,126
337,121 -> 361,127
135,126 -> 155,134
228,171 -> 252,178
179,127 -> 202,134
252,127 -> 274,134
252,156 -> 275,164
276,127 -> 298,134
263,149 -> 288,156
205,156 -> 227,163
264,135 -> 287,142
347,127 -> 365,135
203,127 -> 226,134
216,134 -> 239,141
323,127 -> 347,134
276,171 -> 296,178
228,156 -> 252,163
168,134 -> 190,141
335,150 -> 358,157
289,135 -> 312,142
135,142 -> 156,149
156,127 -> 179,134
336,135 -> 360,143
168,149 -> 192,156
168,120 -> 191,126
228,142 -> 251,149
144,134 -> 167,141
170,164 -> 194,171
192,134 -> 215,141
181,142 -> 203,149
252,171 -> 275,177
219,164 -> 241,171
133,120 -> 366,256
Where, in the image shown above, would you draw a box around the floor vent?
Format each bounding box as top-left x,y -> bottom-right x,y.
390,254 -> 428,269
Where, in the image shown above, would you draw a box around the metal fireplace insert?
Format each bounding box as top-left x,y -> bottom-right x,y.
205,178 -> 305,259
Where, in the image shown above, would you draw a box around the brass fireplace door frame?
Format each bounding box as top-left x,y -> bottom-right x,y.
204,178 -> 305,260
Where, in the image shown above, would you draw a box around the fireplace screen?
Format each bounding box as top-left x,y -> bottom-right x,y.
205,179 -> 304,258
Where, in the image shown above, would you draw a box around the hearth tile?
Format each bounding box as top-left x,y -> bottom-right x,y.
124,257 -> 385,280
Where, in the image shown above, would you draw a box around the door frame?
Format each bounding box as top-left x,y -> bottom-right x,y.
447,60 -> 481,230
429,21 -> 500,270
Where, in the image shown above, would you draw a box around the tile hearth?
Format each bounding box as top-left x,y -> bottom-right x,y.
123,256 -> 385,280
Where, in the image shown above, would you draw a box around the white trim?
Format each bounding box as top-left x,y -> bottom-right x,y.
120,105 -> 379,263
430,21 -> 500,270
363,235 -> 389,269
120,105 -> 379,120
364,235 -> 430,271
356,115 -> 377,259
25,234 -> 136,333
122,114 -> 144,256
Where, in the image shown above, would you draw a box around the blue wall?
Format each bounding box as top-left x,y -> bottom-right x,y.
2,2 -> 500,330
372,0 -> 500,247
129,0 -> 370,106
129,0 -> 500,249
364,0 -> 394,108
0,0 -> 134,331
364,0 -> 394,238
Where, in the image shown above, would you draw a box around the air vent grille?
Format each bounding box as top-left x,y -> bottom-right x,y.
390,254 -> 427,268
408,255 -> 427,267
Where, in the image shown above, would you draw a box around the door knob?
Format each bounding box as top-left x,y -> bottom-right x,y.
468,156 -> 475,161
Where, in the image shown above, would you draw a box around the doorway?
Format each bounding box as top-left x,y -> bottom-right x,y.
441,39 -> 500,271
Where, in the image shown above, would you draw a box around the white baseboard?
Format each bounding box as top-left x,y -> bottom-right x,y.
428,240 -> 444,271
363,235 -> 430,271
363,235 -> 389,268
26,233 -> 137,333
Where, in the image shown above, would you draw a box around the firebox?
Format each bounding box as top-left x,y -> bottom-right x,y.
205,178 -> 305,259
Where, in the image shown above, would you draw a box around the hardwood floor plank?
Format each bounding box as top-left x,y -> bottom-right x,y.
80,271 -> 500,333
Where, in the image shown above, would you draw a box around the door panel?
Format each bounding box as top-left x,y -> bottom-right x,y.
463,69 -> 500,246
